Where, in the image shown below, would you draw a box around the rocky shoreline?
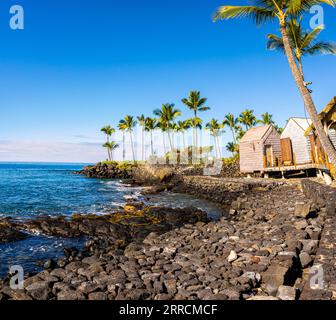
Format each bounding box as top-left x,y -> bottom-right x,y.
1,163 -> 335,301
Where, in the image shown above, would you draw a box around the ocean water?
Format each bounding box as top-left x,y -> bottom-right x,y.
0,162 -> 224,277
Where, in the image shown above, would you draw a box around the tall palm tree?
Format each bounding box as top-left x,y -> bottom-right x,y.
118,121 -> 127,162
214,0 -> 336,166
222,113 -> 238,144
103,142 -> 119,161
145,117 -> 157,157
182,91 -> 210,149
206,119 -> 223,158
119,115 -> 137,162
101,125 -> 115,161
226,142 -> 237,156
260,112 -> 276,125
238,109 -> 258,131
137,114 -> 146,161
154,103 -> 181,152
267,17 -> 336,77
235,125 -> 246,142
177,120 -> 192,149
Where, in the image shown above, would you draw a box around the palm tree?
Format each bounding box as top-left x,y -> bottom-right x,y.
213,0 -> 336,166
137,114 -> 146,161
101,125 -> 115,161
235,125 -> 246,142
145,117 -> 157,157
154,103 -> 181,152
222,113 -> 238,144
177,120 -> 192,149
260,112 -> 276,125
238,109 -> 258,130
118,121 -> 127,162
267,17 -> 336,77
103,142 -> 119,161
226,142 -> 237,156
182,91 -> 210,149
119,115 -> 137,162
206,119 -> 223,158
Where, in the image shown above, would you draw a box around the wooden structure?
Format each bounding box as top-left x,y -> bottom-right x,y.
239,125 -> 281,173
304,96 -> 336,178
305,96 -> 336,148
280,118 -> 312,165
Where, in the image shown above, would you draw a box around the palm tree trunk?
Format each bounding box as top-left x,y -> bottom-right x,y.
106,135 -> 111,161
193,127 -> 198,150
231,127 -> 237,144
213,137 -> 218,158
122,132 -> 125,161
129,131 -> 136,162
141,128 -> 145,161
162,133 -> 167,155
217,137 -> 222,158
150,131 -> 154,156
183,132 -> 186,149
167,129 -> 173,151
280,26 -> 336,166
111,149 -> 114,162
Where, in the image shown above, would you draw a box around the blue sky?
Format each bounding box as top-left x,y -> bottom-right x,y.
0,0 -> 335,162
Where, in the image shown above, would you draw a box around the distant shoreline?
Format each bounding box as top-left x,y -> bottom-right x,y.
0,162 -> 94,166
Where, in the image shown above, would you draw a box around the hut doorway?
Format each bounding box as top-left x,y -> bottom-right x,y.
280,138 -> 294,166
265,145 -> 274,167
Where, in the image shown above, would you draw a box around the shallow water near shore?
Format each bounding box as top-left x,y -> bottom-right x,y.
0,163 -> 223,277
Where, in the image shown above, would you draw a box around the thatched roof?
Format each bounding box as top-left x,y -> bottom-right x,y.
240,125 -> 272,143
305,96 -> 336,135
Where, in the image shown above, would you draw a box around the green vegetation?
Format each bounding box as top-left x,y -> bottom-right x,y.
101,91 -> 285,163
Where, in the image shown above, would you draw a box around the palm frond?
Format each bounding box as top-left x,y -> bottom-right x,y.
287,0 -> 336,16
305,41 -> 336,55
213,5 -> 275,26
267,33 -> 285,51
300,25 -> 324,50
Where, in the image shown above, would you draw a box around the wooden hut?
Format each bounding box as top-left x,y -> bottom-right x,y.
304,96 -> 336,177
239,125 -> 281,173
280,117 -> 312,166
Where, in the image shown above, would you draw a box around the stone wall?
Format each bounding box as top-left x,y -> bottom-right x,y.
300,180 -> 336,300
173,176 -> 285,208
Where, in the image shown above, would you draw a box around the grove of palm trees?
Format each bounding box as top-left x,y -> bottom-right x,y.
100,89 -> 292,164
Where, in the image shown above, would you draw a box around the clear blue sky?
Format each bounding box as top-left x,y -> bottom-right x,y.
0,0 -> 335,162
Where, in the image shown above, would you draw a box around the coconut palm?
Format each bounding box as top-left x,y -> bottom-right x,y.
137,114 -> 146,161
206,119 -> 223,158
154,103 -> 181,152
101,125 -> 115,161
267,17 -> 336,77
103,141 -> 119,161
118,121 -> 127,161
182,91 -> 210,149
119,115 -> 137,162
238,109 -> 258,130
222,113 -> 238,144
213,0 -> 336,166
235,125 -> 246,142
145,117 -> 157,157
260,112 -> 276,125
177,120 -> 192,149
226,142 -> 237,156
